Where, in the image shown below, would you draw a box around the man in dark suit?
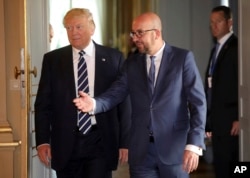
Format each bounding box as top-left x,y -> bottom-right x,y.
35,8 -> 131,178
74,12 -> 206,178
205,6 -> 239,178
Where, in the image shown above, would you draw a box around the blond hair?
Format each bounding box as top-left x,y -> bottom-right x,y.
63,8 -> 95,27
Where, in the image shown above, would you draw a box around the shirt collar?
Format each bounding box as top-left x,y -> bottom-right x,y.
146,42 -> 165,59
72,40 -> 94,58
218,31 -> 233,45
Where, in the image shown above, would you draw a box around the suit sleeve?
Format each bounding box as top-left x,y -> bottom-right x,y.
184,51 -> 207,149
34,53 -> 52,147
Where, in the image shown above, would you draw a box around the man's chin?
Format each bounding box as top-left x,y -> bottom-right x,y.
136,47 -> 144,53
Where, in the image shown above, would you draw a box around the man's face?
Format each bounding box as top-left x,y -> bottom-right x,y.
64,16 -> 95,50
130,19 -> 157,54
210,11 -> 232,40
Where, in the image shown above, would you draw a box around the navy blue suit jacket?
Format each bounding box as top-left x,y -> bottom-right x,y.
35,42 -> 131,170
95,44 -> 206,165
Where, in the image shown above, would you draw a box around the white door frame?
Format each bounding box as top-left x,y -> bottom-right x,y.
26,0 -> 53,177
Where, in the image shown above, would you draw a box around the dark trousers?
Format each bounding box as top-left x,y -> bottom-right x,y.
212,135 -> 239,178
56,127 -> 110,178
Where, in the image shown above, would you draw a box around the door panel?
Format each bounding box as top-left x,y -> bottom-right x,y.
26,0 -> 54,177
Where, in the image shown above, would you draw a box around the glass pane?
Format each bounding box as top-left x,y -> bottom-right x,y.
49,0 -> 102,50
221,0 -> 229,6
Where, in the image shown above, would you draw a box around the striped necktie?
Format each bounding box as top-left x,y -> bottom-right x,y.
77,50 -> 91,134
148,56 -> 156,141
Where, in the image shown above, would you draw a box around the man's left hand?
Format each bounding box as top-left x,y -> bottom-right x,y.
182,150 -> 199,173
231,121 -> 239,136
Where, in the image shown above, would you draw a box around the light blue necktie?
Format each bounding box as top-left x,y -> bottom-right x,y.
148,56 -> 156,94
77,50 -> 91,134
209,43 -> 220,75
207,43 -> 220,110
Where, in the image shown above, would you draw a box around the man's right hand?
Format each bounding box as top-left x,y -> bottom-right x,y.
37,144 -> 51,167
73,91 -> 94,112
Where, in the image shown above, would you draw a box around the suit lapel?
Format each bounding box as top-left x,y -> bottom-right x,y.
138,54 -> 153,98
153,45 -> 173,98
216,34 -> 234,64
61,46 -> 76,97
94,44 -> 111,96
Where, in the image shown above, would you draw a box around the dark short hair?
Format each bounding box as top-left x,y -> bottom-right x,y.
212,6 -> 232,20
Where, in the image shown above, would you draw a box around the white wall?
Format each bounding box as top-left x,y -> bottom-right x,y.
158,0 -> 214,82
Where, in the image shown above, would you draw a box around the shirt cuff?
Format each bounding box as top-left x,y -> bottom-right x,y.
185,144 -> 203,156
37,143 -> 50,150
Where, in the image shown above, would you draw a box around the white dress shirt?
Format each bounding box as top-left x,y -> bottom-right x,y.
73,41 -> 97,125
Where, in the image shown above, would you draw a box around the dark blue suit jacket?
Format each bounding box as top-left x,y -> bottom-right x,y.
205,34 -> 238,136
35,42 -> 131,170
95,44 -> 206,165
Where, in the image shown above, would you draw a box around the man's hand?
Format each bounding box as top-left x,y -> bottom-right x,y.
37,144 -> 51,167
182,150 -> 199,173
119,148 -> 128,165
231,121 -> 239,136
73,91 -> 94,112
205,132 -> 212,138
